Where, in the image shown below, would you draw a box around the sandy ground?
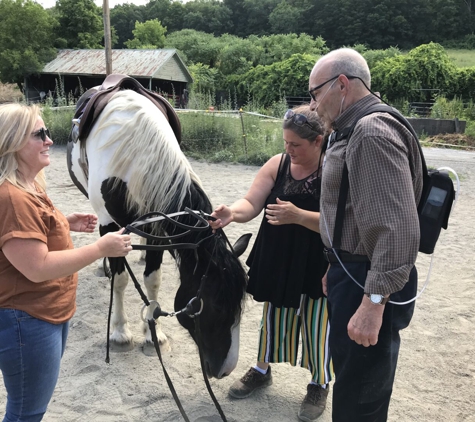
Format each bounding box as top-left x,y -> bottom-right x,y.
1,145 -> 474,422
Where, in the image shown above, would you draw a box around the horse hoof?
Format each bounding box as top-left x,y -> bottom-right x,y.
142,339 -> 170,356
109,340 -> 135,352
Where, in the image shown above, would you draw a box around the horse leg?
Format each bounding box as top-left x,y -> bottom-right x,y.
142,249 -> 171,355
101,224 -> 134,352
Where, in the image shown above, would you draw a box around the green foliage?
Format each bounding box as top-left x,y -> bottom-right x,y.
125,19 -> 167,49
232,53 -> 318,108
165,29 -> 222,67
372,43 -> 458,102
41,102 -> 75,145
431,96 -> 475,121
363,46 -> 401,69
465,120 -> 475,138
181,0 -> 233,36
55,0 -> 103,48
443,34 -> 475,50
0,0 -> 57,87
187,63 -> 220,94
249,33 -> 329,66
177,111 -> 283,163
216,35 -> 258,76
110,3 -> 145,48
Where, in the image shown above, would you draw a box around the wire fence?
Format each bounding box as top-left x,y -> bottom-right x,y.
44,105 -> 285,165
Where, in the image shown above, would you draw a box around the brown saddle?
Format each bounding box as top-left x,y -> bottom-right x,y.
74,74 -> 181,144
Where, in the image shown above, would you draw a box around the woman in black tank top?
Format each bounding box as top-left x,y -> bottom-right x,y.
210,105 -> 333,421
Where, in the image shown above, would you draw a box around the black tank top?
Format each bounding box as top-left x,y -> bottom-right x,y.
246,154 -> 327,308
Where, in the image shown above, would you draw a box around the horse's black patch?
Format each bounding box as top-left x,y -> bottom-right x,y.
101,177 -> 138,227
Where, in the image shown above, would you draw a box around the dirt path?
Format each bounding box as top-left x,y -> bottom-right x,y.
1,146 -> 474,421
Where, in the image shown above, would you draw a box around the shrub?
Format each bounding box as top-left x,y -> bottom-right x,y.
41,101 -> 75,146
372,43 -> 458,103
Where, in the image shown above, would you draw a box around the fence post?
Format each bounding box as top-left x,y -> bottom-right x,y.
239,109 -> 248,160
454,117 -> 460,133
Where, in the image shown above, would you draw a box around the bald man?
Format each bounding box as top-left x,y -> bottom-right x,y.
308,48 -> 423,421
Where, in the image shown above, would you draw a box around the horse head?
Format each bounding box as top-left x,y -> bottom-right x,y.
173,232 -> 251,378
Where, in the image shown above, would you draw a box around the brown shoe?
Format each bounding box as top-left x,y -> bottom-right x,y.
298,384 -> 329,421
228,366 -> 273,399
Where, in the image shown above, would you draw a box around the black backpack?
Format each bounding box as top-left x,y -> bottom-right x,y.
329,104 -> 455,255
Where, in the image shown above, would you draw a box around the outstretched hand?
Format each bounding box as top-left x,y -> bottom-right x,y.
209,204 -> 233,231
67,213 -> 98,233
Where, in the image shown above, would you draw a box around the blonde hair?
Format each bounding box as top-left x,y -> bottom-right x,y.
0,103 -> 46,193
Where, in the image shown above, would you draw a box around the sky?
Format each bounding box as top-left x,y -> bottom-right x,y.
38,0 -> 152,8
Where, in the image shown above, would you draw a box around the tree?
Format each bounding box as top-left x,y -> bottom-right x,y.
110,3 -> 145,48
181,0 -> 233,35
55,0 -> 103,48
125,19 -> 167,49
372,43 -> 458,102
161,2 -> 185,33
232,53 -> 319,107
269,2 -> 301,35
0,0 -> 57,88
165,29 -> 222,67
251,33 -> 328,66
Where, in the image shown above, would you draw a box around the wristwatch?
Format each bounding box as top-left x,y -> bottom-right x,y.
366,293 -> 390,305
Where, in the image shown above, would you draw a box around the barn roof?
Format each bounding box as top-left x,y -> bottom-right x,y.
42,49 -> 192,83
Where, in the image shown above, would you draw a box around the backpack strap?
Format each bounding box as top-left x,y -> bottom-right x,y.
333,162 -> 349,250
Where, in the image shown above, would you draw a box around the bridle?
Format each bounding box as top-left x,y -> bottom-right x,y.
104,208 -> 235,422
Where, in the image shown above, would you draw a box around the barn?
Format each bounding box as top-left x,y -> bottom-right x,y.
24,49 -> 193,106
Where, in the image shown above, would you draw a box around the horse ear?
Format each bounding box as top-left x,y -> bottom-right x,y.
232,233 -> 252,258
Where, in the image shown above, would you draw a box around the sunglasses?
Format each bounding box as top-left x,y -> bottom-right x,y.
31,127 -> 51,143
308,75 -> 358,101
284,109 -> 313,129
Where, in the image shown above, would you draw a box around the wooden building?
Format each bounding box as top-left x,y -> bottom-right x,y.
25,49 -> 193,106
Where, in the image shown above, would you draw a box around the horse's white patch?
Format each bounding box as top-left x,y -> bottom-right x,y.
220,323 -> 240,378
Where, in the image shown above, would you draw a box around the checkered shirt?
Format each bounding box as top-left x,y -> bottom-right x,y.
320,95 -> 423,295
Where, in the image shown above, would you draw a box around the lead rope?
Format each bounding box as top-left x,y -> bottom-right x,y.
147,317 -> 191,422
195,315 -> 228,421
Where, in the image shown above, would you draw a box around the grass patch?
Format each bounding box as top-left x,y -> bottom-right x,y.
446,49 -> 475,67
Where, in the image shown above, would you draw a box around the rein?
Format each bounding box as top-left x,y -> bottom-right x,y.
104,208 -> 231,422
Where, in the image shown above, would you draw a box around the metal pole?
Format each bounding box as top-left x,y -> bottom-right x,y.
103,0 -> 112,75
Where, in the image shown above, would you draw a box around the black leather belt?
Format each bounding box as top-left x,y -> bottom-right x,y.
324,248 -> 369,263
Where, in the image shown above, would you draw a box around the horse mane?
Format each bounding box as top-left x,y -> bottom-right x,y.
93,89 -> 202,216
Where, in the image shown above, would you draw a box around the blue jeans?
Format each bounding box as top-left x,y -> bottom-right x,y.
0,308 -> 69,422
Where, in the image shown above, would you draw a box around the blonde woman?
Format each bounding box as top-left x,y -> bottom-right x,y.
0,103 -> 132,421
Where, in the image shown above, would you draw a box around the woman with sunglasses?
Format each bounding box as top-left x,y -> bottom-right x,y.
210,105 -> 332,422
0,103 -> 133,422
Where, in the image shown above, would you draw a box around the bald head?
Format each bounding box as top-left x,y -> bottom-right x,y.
311,48 -> 371,89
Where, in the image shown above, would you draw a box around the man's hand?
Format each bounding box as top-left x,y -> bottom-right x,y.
347,296 -> 385,347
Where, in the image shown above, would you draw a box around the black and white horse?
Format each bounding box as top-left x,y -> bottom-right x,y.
67,89 -> 249,378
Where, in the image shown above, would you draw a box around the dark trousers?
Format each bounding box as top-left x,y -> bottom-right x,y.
327,262 -> 417,422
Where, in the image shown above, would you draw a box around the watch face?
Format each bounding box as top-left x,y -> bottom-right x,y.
370,294 -> 383,304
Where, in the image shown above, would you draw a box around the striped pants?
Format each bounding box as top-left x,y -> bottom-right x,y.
257,295 -> 333,384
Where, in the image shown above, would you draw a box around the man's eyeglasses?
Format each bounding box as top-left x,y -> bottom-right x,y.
284,109 -> 313,129
308,75 -> 358,101
31,128 -> 51,143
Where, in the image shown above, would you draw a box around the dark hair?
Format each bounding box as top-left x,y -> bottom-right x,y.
282,105 -> 324,142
